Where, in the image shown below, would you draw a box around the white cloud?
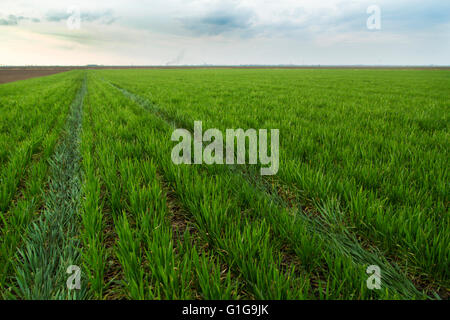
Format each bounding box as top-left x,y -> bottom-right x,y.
0,0 -> 449,65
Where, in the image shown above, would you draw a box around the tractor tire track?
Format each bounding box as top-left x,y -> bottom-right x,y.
13,76 -> 88,299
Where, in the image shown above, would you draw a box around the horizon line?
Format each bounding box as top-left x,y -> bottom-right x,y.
1,64 -> 449,68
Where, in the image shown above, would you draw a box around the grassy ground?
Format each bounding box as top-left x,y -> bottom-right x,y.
0,69 -> 448,299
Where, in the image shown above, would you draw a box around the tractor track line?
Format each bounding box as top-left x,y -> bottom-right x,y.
13,75 -> 88,299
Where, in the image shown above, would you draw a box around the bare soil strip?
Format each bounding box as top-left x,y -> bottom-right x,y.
0,69 -> 71,84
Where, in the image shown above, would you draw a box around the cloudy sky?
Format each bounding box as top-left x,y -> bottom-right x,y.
1,0 -> 449,65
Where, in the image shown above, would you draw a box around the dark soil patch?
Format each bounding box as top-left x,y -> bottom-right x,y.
0,69 -> 71,84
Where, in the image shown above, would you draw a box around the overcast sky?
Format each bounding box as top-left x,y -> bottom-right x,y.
1,0 -> 449,65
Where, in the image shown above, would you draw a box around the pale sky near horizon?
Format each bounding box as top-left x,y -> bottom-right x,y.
1,0 -> 449,66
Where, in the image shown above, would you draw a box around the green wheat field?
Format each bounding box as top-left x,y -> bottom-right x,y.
0,69 -> 448,300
